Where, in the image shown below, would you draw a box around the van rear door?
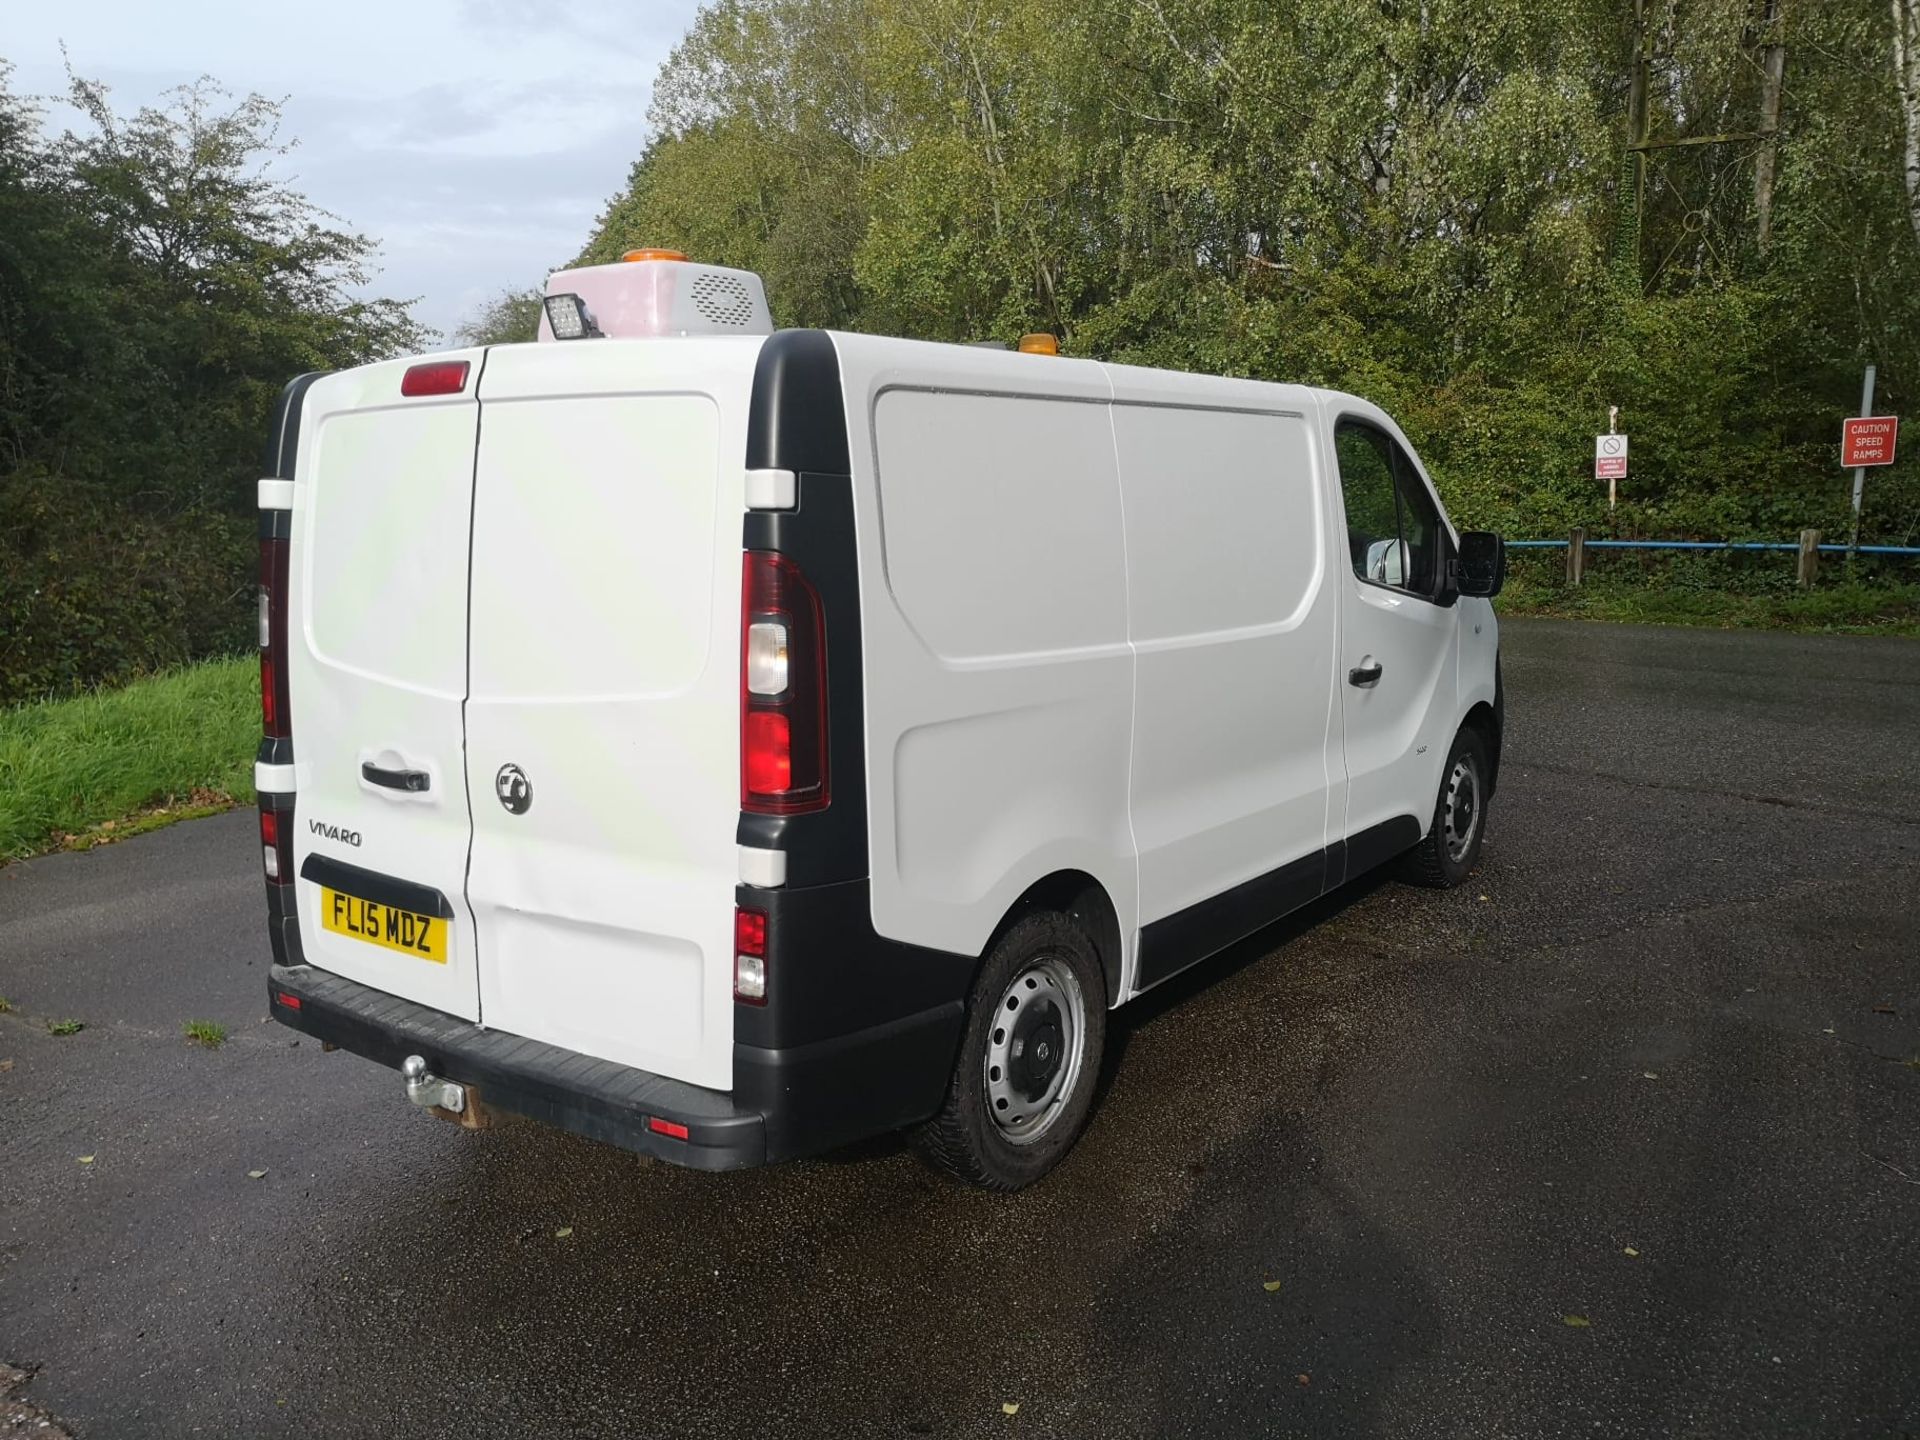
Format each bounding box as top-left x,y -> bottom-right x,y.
288,353 -> 487,1020
463,340 -> 757,1092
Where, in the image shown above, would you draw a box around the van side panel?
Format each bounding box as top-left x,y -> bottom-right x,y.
1109,397 -> 1338,974
839,339 -> 1139,982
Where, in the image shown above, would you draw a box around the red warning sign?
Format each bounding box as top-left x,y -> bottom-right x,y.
1841,416 -> 1898,468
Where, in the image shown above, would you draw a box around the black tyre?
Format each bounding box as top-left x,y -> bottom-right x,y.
1402,726 -> 1491,888
917,911 -> 1107,1191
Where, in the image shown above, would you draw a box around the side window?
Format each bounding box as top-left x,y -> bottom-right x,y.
1334,422 -> 1402,585
1392,448 -> 1440,594
1334,418 -> 1441,598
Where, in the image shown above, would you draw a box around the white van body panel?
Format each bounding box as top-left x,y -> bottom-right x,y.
1105,368 -> 1342,955
287,352 -> 489,1021
833,335 -> 1141,984
1319,395 -> 1464,844
464,338 -> 762,1091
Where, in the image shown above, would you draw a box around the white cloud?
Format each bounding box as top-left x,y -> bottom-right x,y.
6,0 -> 704,340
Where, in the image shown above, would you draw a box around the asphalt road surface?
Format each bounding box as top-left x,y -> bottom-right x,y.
2,619 -> 1917,1439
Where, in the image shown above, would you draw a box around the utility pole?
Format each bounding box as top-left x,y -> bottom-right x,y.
1753,0 -> 1787,255
1849,363 -> 1877,561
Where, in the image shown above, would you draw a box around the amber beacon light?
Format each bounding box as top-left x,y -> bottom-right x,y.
1018,333 -> 1060,356
622,248 -> 689,263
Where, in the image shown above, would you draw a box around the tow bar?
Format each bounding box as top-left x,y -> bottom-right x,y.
400,1054 -> 489,1128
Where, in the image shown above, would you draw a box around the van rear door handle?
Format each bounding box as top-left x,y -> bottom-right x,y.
362,762 -> 431,793
1348,661 -> 1384,687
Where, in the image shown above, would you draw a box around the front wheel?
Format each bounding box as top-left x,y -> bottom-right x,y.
1402,726 -> 1491,888
916,911 -> 1107,1191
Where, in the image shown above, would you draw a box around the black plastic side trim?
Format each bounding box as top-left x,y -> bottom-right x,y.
744,330 -> 850,475
736,1001 -> 963,1163
732,877 -> 974,1051
738,328 -> 867,888
256,736 -> 293,769
262,372 -> 324,481
298,853 -> 456,919
1343,814 -> 1423,885
1135,851 -> 1326,991
1133,815 -> 1428,993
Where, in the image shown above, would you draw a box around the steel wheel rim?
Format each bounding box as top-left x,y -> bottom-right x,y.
983,955 -> 1086,1145
1443,753 -> 1482,863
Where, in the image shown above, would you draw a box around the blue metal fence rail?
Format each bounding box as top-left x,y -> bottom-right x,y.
1508,539 -> 1920,555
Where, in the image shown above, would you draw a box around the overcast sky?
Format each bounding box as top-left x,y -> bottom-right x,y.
6,0 -> 707,341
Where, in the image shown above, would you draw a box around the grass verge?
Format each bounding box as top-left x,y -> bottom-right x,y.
0,657 -> 257,861
1500,574 -> 1920,635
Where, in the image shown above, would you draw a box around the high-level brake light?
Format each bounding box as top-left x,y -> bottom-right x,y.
400,360 -> 470,396
740,551 -> 828,814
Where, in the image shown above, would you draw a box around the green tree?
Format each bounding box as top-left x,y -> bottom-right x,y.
0,66 -> 427,702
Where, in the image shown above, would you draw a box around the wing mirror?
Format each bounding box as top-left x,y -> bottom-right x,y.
1456,531 -> 1506,598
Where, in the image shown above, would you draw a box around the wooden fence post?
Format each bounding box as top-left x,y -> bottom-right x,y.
1797,528 -> 1821,588
1567,527 -> 1587,587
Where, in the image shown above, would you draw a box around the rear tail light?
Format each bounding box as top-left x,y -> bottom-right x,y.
260,807 -> 294,886
259,537 -> 291,740
735,905 -> 768,1004
740,551 -> 828,813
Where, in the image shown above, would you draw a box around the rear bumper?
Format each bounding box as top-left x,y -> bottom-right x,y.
267,961 -> 963,1171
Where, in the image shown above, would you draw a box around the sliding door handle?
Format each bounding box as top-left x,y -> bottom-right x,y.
1348,661 -> 1384,687
362,762 -> 431,793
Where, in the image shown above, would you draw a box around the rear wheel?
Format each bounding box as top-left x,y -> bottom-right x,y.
1403,726 -> 1490,888
917,911 -> 1107,1190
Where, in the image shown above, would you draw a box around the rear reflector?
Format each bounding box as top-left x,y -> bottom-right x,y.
400,360 -> 471,397
735,905 -> 768,1004
259,808 -> 293,884
273,991 -> 302,1011
647,1116 -> 691,1141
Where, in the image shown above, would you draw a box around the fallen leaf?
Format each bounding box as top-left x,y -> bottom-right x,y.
1822,1027 -> 1836,1035
1262,1279 -> 1283,1293
1563,1314 -> 1591,1328
0,1058 -> 12,1071
1624,1247 -> 1640,1258
1642,1071 -> 1659,1080
247,1169 -> 268,1180
555,1226 -> 574,1239
1296,1373 -> 1311,1387
1001,1402 -> 1020,1416
1477,894 -> 1490,901
78,1155 -> 95,1165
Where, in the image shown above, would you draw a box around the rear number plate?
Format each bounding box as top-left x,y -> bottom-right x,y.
321,887 -> 446,963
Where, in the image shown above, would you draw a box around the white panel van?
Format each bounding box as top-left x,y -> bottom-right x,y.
257,255 -> 1506,1189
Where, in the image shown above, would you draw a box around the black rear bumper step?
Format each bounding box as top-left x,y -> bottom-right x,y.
268,964 -> 767,1170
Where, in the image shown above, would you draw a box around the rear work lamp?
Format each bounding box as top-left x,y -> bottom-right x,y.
544,292 -> 603,340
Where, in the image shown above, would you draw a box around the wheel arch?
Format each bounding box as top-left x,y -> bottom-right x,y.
1461,696 -> 1503,798
980,871 -> 1124,1009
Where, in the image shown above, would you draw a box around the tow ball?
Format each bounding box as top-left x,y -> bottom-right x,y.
401,1054 -> 489,1129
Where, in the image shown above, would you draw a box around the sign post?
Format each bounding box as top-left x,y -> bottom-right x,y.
1842,365 -> 1898,560
1594,418 -> 1628,513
